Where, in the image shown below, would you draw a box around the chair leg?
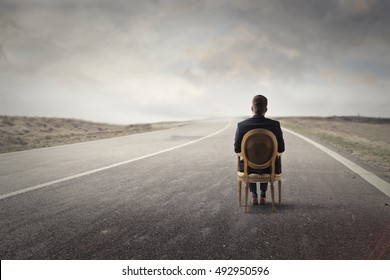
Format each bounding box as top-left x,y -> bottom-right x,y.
270,182 -> 275,212
278,180 -> 282,205
238,181 -> 242,206
244,183 -> 249,213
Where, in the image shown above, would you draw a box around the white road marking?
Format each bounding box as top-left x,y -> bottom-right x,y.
0,121 -> 231,200
284,127 -> 390,198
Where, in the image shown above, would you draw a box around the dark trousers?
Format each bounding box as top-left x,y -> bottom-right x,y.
240,159 -> 282,196
252,182 -> 268,196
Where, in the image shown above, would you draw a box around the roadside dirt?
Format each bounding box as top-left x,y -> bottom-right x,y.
0,116 -> 189,153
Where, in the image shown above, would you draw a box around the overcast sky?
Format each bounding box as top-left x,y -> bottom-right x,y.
1,0 -> 389,124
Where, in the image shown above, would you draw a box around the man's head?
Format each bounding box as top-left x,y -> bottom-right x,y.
251,94 -> 268,116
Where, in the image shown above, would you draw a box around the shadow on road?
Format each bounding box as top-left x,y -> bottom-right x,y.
241,202 -> 328,215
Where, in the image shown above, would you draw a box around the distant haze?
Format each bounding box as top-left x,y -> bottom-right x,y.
1,0 -> 389,124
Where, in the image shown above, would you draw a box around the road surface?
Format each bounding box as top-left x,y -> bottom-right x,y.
0,119 -> 389,259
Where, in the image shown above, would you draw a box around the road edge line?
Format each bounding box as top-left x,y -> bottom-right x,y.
283,127 -> 390,198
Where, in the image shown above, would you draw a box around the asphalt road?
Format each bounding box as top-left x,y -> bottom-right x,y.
0,119 -> 389,259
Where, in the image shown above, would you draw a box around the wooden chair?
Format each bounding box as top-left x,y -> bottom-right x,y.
237,129 -> 282,212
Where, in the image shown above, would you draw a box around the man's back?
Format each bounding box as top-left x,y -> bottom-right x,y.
234,115 -> 285,154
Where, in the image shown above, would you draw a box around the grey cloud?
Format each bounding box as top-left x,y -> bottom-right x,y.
182,0 -> 390,82
0,0 -> 389,121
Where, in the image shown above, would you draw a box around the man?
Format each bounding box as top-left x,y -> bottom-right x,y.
234,95 -> 285,205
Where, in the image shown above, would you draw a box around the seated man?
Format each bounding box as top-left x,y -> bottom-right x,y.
234,94 -> 285,205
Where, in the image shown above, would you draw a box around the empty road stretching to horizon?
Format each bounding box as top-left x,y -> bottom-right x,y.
0,119 -> 389,259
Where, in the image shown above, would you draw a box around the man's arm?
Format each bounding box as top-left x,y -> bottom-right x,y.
276,122 -> 285,153
234,124 -> 242,153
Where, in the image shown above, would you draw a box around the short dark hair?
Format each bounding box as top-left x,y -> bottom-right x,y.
252,95 -> 268,115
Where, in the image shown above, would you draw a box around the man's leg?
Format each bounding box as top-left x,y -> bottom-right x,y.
249,183 -> 258,205
260,183 -> 268,205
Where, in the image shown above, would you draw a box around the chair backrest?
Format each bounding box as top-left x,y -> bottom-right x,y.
241,129 -> 278,176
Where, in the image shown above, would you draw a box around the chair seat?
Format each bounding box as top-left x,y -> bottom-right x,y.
237,171 -> 282,181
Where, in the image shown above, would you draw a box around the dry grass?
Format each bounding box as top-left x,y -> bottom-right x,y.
278,116 -> 390,172
0,116 -> 189,154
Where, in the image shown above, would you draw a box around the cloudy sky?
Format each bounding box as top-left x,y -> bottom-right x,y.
0,0 -> 389,124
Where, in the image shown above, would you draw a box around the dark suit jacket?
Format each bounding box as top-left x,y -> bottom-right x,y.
234,115 -> 285,174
